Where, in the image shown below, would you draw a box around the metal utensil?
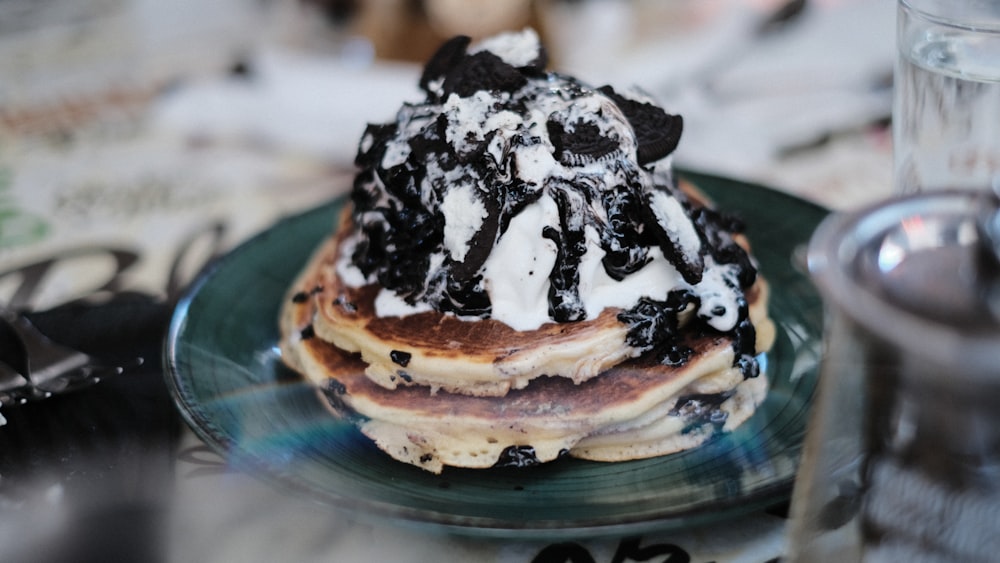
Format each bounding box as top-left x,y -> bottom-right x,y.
0,305 -> 132,405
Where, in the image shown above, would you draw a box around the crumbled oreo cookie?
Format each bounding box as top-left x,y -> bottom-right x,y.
321,378 -> 363,422
637,187 -> 707,285
730,298 -> 759,377
448,189 -> 502,281
599,185 -> 651,280
389,350 -> 411,367
419,35 -> 471,95
493,445 -> 542,468
547,118 -> 622,166
619,291 -> 699,366
300,324 -> 316,340
737,351 -> 760,380
544,188 -> 589,322
600,86 -> 683,165
442,51 -> 527,98
435,274 -> 491,318
671,392 -> 732,434
354,123 -> 397,168
692,207 -> 757,288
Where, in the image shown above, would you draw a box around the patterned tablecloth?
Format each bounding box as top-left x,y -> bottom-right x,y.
0,2 -> 894,561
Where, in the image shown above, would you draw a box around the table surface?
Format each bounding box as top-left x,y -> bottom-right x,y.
0,1 -> 894,561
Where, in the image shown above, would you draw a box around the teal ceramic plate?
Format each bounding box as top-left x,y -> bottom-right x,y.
165,170 -> 827,539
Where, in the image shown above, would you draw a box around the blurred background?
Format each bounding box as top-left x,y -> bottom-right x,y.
0,1 -> 893,561
0,0 -> 894,229
1,0 -> 897,309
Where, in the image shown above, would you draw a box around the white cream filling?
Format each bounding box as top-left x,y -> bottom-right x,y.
374,288 -> 433,317
481,192 -> 560,330
577,236 -> 685,319
441,183 -> 487,262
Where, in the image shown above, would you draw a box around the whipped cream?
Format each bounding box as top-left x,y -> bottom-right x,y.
340,29 -> 757,365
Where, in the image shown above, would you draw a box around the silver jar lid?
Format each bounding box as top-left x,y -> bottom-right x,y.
808,190 -> 1000,380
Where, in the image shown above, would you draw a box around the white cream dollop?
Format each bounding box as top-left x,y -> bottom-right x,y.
481,192 -> 560,330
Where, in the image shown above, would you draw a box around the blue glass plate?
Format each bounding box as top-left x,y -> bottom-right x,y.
164,170 -> 826,539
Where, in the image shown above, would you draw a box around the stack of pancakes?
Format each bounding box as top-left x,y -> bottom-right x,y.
278,29 -> 775,474
279,184 -> 775,474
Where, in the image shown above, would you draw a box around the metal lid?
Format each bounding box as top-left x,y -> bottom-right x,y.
808,190 -> 1000,378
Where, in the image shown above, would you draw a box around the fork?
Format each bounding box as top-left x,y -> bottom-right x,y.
0,305 -> 130,406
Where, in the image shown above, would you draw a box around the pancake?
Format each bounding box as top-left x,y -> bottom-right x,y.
280,226 -> 775,473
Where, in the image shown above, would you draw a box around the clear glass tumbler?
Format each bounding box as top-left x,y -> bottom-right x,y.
893,0 -> 1000,194
785,190 -> 1000,561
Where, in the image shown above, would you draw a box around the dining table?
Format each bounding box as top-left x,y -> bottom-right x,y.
0,1 -> 896,561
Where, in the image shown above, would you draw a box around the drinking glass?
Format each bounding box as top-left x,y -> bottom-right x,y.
785,190 -> 1000,561
893,0 -> 1000,194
